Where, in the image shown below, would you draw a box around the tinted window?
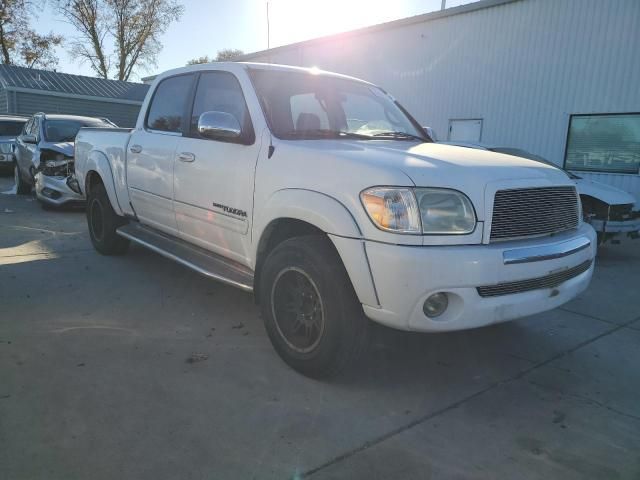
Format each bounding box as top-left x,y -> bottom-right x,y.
190,71 -> 252,141
0,120 -> 27,136
43,119 -> 112,142
146,74 -> 193,133
565,113 -> 640,174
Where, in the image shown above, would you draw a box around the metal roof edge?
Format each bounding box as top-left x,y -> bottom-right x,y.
237,0 -> 522,61
5,86 -> 144,105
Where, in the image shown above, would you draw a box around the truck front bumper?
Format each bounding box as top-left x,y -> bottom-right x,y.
359,223 -> 596,332
35,173 -> 84,206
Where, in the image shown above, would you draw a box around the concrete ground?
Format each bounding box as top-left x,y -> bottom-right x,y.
1,174 -> 639,480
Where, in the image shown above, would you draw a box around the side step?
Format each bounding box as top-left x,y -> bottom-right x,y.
116,223 -> 254,292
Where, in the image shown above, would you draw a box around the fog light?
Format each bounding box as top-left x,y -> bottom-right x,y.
423,293 -> 448,318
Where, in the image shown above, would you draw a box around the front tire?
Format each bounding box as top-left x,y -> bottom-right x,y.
259,235 -> 369,379
14,164 -> 30,195
87,182 -> 129,255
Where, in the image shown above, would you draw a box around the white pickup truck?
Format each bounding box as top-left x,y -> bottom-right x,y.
74,62 -> 596,378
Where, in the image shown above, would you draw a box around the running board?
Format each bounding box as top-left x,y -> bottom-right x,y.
116,223 -> 254,292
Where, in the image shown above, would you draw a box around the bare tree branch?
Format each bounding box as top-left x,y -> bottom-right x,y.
59,0 -> 183,81
0,0 -> 62,69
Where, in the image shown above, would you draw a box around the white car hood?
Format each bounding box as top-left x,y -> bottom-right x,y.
573,177 -> 637,205
40,141 -> 74,157
281,140 -> 575,223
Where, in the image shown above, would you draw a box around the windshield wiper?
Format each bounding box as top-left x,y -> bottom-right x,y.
282,129 -> 374,140
372,131 -> 426,141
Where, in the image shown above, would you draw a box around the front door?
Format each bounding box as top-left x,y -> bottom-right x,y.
127,73 -> 195,235
16,117 -> 38,182
173,70 -> 262,265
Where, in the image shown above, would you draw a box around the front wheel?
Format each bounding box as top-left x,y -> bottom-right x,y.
87,182 -> 129,255
14,164 -> 30,195
259,235 -> 369,379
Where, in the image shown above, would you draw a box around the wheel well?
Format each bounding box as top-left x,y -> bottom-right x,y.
85,170 -> 104,196
580,194 -> 608,220
254,218 -> 326,302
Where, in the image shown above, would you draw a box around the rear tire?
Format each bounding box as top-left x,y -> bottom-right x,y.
259,235 -> 369,379
87,182 -> 129,255
14,164 -> 30,195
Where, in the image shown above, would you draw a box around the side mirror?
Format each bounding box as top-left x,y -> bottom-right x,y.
197,111 -> 241,140
422,126 -> 437,142
21,134 -> 37,144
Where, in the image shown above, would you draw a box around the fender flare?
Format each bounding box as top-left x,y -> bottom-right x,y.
255,188 -> 363,241
83,150 -> 124,216
254,189 -> 380,307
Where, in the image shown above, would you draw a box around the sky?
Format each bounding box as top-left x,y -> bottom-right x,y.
33,0 -> 475,81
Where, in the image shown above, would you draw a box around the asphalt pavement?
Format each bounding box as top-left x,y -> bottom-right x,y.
1,175 -> 639,480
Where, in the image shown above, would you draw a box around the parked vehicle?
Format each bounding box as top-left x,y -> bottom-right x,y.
14,113 -> 116,207
442,142 -> 640,245
0,115 -> 29,174
74,63 -> 597,378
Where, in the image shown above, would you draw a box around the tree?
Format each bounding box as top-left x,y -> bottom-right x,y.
186,55 -> 212,65
59,0 -> 184,81
0,0 -> 62,69
186,49 -> 244,66
215,48 -> 243,61
20,31 -> 64,69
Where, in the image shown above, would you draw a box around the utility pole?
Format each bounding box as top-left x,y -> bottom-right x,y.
441,0 -> 446,9
267,1 -> 271,49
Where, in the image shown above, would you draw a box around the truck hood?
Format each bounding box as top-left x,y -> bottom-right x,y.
573,177 -> 637,205
286,140 -> 574,221
41,141 -> 74,157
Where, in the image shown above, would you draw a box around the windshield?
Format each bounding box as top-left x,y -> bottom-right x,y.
43,119 -> 112,142
489,147 -> 581,179
249,68 -> 428,141
0,120 -> 27,136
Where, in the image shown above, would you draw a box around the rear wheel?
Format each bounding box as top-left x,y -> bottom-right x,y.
87,182 -> 129,255
14,164 -> 30,195
259,235 -> 369,379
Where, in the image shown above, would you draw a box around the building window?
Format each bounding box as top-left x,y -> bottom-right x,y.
564,113 -> 640,174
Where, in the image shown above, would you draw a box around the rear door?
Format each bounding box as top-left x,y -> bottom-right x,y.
173,70 -> 261,264
127,73 -> 195,235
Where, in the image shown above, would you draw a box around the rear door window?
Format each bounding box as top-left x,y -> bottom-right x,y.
146,74 -> 194,133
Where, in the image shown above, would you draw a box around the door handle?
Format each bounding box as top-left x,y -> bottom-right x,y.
178,152 -> 195,162
129,144 -> 142,154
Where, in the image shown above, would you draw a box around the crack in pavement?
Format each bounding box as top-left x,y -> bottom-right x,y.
527,379 -> 640,423
301,313 -> 640,479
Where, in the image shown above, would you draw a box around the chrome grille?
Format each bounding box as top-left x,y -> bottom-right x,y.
490,186 -> 579,241
477,260 -> 592,297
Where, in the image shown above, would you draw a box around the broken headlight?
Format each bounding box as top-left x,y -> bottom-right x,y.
40,150 -> 74,177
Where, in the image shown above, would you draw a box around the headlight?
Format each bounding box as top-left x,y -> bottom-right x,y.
360,187 -> 421,233
361,187 -> 476,235
415,188 -> 476,234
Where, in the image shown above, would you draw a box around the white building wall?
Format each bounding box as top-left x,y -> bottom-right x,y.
242,0 -> 640,203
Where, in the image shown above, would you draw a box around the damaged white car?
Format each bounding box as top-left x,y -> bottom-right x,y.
14,113 -> 116,208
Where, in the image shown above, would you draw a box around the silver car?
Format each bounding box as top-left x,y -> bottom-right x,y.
14,113 -> 115,207
0,115 -> 29,174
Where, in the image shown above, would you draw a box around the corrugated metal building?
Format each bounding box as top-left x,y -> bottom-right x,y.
239,0 -> 640,205
0,65 -> 149,127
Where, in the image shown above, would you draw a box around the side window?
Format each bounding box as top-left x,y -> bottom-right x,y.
290,93 -> 330,131
190,71 -> 253,142
145,74 -> 193,133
